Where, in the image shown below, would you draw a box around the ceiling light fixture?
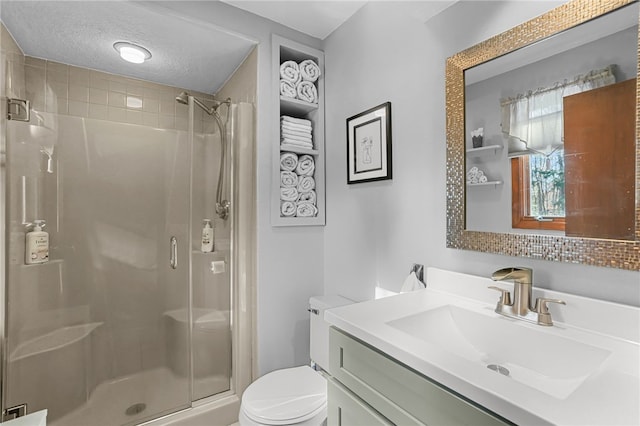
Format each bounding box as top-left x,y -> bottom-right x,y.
113,41 -> 152,64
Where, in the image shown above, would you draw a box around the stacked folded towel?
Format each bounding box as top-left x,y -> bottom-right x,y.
279,59 -> 320,104
467,166 -> 489,184
279,151 -> 318,218
281,115 -> 313,149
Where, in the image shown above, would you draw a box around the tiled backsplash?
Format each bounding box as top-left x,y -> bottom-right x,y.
23,56 -> 216,132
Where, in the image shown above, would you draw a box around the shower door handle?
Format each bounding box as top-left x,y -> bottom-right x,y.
170,236 -> 178,269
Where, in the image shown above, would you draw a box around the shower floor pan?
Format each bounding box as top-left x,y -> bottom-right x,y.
49,367 -> 229,426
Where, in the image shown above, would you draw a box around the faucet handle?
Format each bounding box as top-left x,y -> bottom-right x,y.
534,297 -> 566,314
534,298 -> 566,326
488,286 -> 512,306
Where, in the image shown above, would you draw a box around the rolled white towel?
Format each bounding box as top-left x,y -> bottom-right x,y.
297,175 -> 315,193
479,175 -> 488,184
281,121 -> 312,132
299,59 -> 321,83
281,171 -> 299,188
281,115 -> 312,126
297,190 -> 316,204
295,155 -> 315,177
281,201 -> 296,217
280,80 -> 297,98
280,61 -> 300,84
466,166 -> 485,182
296,81 -> 318,104
280,187 -> 299,202
280,152 -> 298,172
296,201 -> 318,217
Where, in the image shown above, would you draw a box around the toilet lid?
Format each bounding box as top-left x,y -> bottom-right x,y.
242,366 -> 326,425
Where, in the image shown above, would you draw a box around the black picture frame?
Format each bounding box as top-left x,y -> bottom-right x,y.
346,102 -> 392,184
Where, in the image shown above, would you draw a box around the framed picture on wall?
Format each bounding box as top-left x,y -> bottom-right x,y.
346,102 -> 392,184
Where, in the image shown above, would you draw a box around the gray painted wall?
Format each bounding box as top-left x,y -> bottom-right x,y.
322,1 -> 639,308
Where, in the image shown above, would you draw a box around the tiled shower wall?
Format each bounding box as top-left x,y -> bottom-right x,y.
2,23 -> 26,109
22,56 -> 216,132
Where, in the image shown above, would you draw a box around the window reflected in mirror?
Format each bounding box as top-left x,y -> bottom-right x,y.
511,151 -> 566,232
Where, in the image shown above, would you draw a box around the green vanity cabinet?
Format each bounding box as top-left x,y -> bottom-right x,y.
328,327 -> 512,426
327,378 -> 392,426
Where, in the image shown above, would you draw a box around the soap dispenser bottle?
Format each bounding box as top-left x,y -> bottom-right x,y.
25,219 -> 49,264
201,219 -> 214,253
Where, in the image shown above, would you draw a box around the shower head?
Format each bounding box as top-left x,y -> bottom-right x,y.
175,91 -> 189,105
175,91 -> 230,116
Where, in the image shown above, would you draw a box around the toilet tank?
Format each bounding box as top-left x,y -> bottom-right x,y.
309,295 -> 353,371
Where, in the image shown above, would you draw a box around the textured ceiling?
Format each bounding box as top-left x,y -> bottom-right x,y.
0,1 -> 257,94
220,0 -> 367,40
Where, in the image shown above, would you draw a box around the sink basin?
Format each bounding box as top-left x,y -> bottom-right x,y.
386,305 -> 611,399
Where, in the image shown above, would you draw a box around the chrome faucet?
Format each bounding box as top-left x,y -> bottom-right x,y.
489,267 -> 565,326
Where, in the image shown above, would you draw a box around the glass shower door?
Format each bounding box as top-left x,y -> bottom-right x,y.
4,112 -> 192,425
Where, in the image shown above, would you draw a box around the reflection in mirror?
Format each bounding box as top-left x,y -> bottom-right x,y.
464,3 -> 637,241
446,0 -> 639,270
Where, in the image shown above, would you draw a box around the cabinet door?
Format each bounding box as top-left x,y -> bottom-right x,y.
327,377 -> 392,426
330,327 -> 511,426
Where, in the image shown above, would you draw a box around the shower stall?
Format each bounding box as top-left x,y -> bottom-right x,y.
0,35 -> 255,424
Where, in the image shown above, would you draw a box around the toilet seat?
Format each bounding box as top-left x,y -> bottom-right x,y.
240,366 -> 326,425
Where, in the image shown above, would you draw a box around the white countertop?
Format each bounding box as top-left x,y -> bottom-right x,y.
325,268 -> 640,425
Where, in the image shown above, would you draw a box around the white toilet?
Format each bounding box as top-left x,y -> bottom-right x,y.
238,295 -> 353,426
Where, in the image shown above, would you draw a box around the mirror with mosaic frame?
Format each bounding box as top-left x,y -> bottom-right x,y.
445,0 -> 639,270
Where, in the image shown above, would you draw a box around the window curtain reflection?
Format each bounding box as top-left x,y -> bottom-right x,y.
501,65 -> 616,156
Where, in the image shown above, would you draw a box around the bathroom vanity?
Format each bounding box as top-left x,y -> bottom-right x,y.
325,268 -> 640,425
327,328 -> 509,425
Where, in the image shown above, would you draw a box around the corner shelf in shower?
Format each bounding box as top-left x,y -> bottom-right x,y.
9,322 -> 103,362
192,250 -> 226,259
272,35 -> 326,227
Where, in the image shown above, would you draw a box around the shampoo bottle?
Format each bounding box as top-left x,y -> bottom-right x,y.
25,219 -> 49,264
201,219 -> 214,253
